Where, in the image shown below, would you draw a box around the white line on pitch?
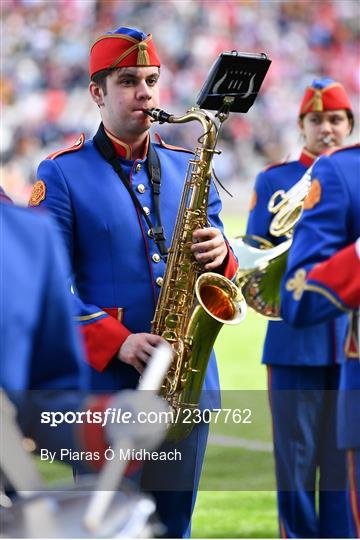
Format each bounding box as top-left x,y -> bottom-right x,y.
208,433 -> 272,452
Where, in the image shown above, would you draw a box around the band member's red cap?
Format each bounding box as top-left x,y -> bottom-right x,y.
90,26 -> 160,78
299,78 -> 352,116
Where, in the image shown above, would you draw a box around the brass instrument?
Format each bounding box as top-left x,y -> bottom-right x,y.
268,165 -> 313,238
232,164 -> 315,318
146,107 -> 246,441
232,235 -> 291,319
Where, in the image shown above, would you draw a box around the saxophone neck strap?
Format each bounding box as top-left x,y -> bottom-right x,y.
94,123 -> 168,258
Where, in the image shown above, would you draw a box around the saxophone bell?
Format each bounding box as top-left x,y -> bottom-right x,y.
164,272 -> 246,441
196,272 -> 246,325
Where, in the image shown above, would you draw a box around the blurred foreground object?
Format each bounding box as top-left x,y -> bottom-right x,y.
1,341 -> 174,538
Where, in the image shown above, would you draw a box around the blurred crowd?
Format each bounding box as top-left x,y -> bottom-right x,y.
1,0 -> 359,206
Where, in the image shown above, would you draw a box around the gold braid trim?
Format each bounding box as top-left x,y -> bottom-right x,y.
312,90 -> 323,112
110,35 -> 153,68
322,82 -> 343,92
91,33 -> 139,50
110,43 -> 139,68
104,127 -> 131,159
344,311 -> 359,359
304,284 -> 349,312
303,89 -> 323,113
285,268 -> 307,300
75,311 -> 105,322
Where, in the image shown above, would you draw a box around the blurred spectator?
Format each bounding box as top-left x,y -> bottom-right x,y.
2,0 -> 359,206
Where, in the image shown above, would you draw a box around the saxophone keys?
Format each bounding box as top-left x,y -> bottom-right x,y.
164,314 -> 180,328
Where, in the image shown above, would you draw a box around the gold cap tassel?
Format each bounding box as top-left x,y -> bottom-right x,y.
137,42 -> 150,65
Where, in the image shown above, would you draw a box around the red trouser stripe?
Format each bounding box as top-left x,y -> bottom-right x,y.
280,519 -> 288,538
347,450 -> 360,538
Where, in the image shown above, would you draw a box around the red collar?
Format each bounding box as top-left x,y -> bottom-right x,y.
299,148 -> 317,168
104,127 -> 149,160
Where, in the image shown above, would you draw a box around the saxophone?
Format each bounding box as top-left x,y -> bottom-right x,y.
146,107 -> 246,441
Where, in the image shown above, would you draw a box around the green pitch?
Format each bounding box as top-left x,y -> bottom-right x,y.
191,214 -> 278,538
191,311 -> 278,538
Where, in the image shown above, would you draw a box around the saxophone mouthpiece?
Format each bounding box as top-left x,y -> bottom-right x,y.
144,108 -> 173,124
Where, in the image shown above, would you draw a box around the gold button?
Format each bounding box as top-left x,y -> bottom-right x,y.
147,228 -> 153,238
136,163 -> 142,172
143,206 -> 150,215
152,253 -> 161,263
137,184 -> 145,194
156,277 -> 163,286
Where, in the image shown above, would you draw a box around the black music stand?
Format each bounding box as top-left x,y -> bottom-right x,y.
196,51 -> 271,115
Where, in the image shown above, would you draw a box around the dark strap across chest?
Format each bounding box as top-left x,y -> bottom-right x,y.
93,123 -> 168,259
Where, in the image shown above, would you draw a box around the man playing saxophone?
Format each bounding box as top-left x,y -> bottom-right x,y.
246,78 -> 354,538
28,26 -> 237,538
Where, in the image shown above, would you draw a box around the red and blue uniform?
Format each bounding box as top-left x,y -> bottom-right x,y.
31,132 -> 237,392
281,145 -> 360,537
247,148 -> 350,538
29,129 -> 237,537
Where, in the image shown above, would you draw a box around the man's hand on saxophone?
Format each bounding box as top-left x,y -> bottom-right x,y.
118,227 -> 228,373
191,227 -> 228,270
118,334 -> 167,374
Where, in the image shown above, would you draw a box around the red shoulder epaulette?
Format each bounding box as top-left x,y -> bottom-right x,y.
46,133 -> 85,160
324,142 -> 360,157
261,159 -> 288,173
154,133 -> 194,154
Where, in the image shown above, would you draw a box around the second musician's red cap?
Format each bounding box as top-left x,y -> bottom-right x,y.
299,77 -> 352,116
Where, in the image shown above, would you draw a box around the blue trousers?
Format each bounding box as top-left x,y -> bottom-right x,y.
141,421 -> 209,538
268,365 -> 350,538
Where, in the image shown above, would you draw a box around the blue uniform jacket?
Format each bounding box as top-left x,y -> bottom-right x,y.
281,145 -> 360,447
0,202 -> 89,456
31,132 -> 237,403
246,149 -> 348,365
